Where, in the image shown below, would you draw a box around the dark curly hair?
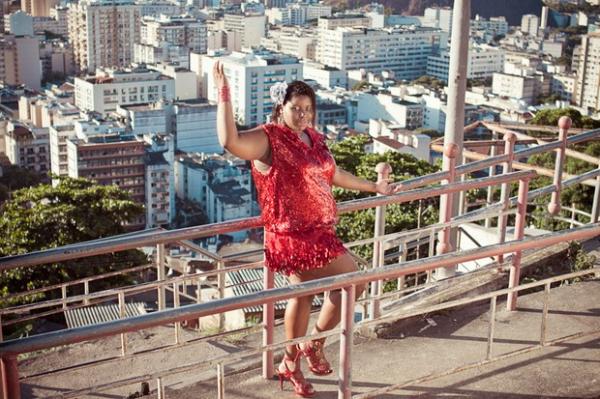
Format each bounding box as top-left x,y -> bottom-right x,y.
271,80 -> 317,125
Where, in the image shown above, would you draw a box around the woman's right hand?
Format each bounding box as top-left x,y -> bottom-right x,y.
213,61 -> 228,89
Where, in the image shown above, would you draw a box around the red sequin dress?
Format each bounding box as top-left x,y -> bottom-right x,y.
251,123 -> 347,276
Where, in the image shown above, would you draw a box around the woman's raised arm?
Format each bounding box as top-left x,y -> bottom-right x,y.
214,61 -> 270,161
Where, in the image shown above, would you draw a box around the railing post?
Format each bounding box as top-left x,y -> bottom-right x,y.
157,244 -> 166,311
548,116 -> 571,216
118,291 -> 127,356
173,282 -> 181,345
83,279 -> 90,306
338,284 -> 355,399
61,285 -> 67,309
217,260 -> 225,332
591,163 -> 600,223
496,132 -> 516,264
262,264 -> 274,379
196,279 -> 202,330
397,241 -> 407,291
369,162 -> 391,320
436,143 -> 458,278
1,355 -> 20,399
217,363 -> 225,399
485,130 -> 498,228
507,178 -> 530,311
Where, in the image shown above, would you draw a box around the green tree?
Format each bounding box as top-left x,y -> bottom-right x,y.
330,136 -> 440,263
0,165 -> 42,193
0,176 -> 148,307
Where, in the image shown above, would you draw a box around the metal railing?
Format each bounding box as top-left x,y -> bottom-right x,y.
2,119 -> 600,398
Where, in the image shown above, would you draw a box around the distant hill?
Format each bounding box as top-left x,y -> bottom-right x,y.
325,0 -> 544,26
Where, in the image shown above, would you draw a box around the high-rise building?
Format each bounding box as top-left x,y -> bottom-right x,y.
423,7 -> 453,32
0,35 -> 42,91
21,0 -> 58,17
5,121 -> 50,175
68,0 -> 141,73
521,14 -> 540,36
574,33 -> 600,112
317,26 -> 445,81
223,13 -> 266,49
427,44 -> 505,83
140,15 -> 208,54
197,49 -> 302,126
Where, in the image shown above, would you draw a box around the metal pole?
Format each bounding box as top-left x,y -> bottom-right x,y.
217,260 -> 225,332
438,0 -> 471,279
548,117 -> 571,216
338,285 -> 356,399
83,280 -> 90,306
486,296 -> 497,360
369,163 -> 391,319
262,265 -> 274,379
217,363 -> 225,399
173,282 -> 181,345
496,132 -> 516,264
507,178 -> 530,311
485,131 -> 498,228
397,241 -> 407,291
118,291 -> 127,356
157,244 -> 166,311
156,377 -> 164,399
591,164 -> 600,223
61,285 -> 67,309
1,355 -> 20,399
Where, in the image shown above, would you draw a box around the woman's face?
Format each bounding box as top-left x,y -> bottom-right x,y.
281,95 -> 314,132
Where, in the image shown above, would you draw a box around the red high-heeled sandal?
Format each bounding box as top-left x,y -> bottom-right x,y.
277,351 -> 316,398
298,339 -> 333,376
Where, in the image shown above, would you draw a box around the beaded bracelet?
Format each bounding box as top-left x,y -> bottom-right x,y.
218,86 -> 231,103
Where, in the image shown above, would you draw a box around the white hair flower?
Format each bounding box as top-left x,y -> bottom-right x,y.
270,81 -> 288,106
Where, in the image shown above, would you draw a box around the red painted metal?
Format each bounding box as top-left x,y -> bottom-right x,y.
507,178 -> 530,311
338,285 -> 356,399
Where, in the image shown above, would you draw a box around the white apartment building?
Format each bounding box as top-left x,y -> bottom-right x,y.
470,15 -> 509,40
134,43 -> 190,68
303,62 -> 347,89
317,14 -> 370,31
148,63 -> 198,100
355,93 -> 424,130
199,49 -> 302,126
552,74 -> 576,103
261,26 -> 317,60
49,123 -> 76,181
139,1 -> 181,17
140,15 -> 208,54
175,152 -> 255,238
317,26 -> 445,81
422,7 -> 453,32
223,13 -> 266,49
118,100 -> 222,153
426,44 -> 505,83
521,14 -> 540,36
368,119 -> 431,162
144,133 -> 175,228
5,121 -> 50,174
492,72 -> 537,103
68,0 -> 141,73
33,6 -> 69,37
74,66 -> 176,115
267,2 -> 331,25
574,33 -> 600,112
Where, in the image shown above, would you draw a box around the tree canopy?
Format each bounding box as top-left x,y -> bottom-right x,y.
0,176 -> 148,307
329,135 -> 440,261
529,108 -> 600,130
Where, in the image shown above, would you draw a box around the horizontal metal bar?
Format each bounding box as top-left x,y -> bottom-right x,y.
514,140 -> 562,159
455,154 -> 509,176
2,222 -> 598,356
567,128 -> 600,145
391,170 -> 450,191
2,263 -> 153,302
0,171 -> 535,272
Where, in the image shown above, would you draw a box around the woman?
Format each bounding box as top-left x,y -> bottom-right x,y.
213,61 -> 398,397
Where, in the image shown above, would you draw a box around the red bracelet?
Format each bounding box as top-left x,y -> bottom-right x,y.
218,86 -> 231,103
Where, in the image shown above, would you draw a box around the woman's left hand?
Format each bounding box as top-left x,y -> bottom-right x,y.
375,179 -> 400,195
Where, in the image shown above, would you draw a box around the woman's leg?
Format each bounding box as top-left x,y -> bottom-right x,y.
283,274 -> 314,358
304,252 -> 366,336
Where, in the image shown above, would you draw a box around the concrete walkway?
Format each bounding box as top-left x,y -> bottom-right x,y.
18,279 -> 600,398
163,279 -> 600,399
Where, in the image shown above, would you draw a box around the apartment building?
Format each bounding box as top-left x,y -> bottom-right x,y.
74,66 -> 176,115
68,0 -> 141,73
574,33 -> 600,112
